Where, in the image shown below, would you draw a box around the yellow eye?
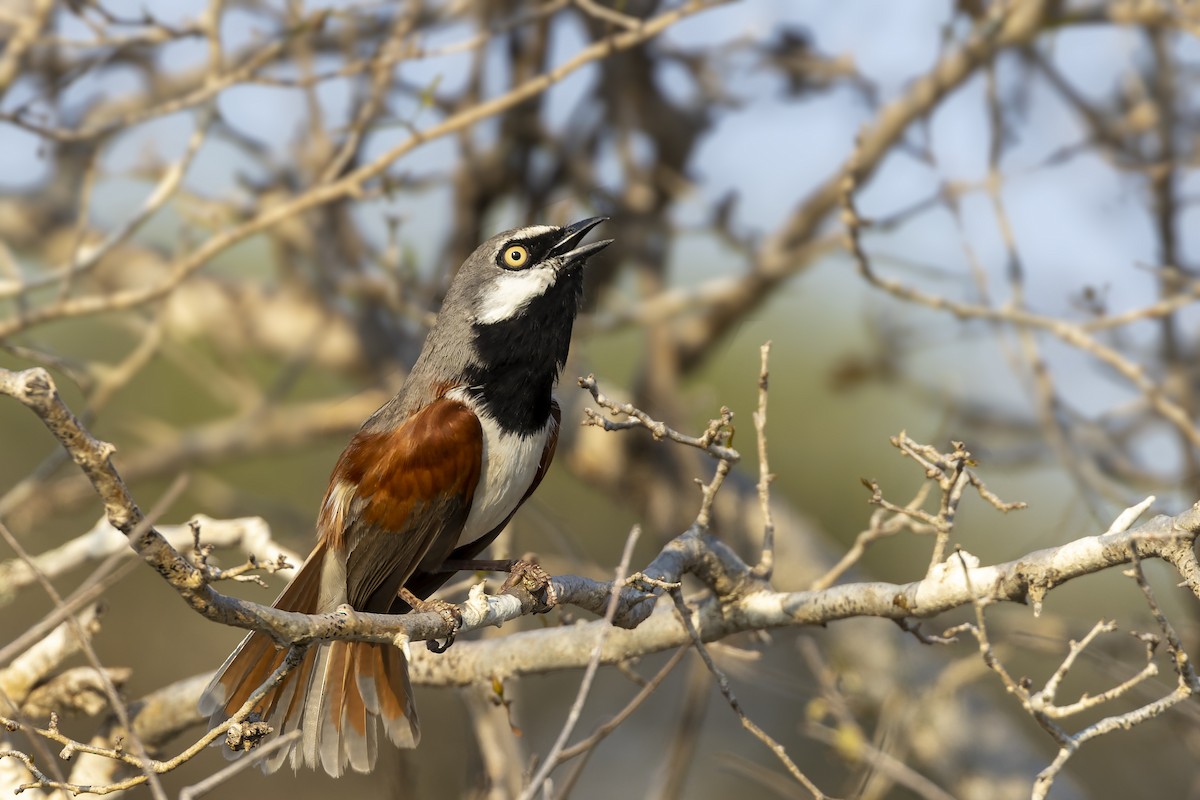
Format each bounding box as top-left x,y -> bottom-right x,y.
502,244 -> 529,269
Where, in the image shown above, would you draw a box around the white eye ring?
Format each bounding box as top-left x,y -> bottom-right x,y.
502,244 -> 530,269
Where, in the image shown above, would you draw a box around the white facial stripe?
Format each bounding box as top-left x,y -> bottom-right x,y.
476,266 -> 557,324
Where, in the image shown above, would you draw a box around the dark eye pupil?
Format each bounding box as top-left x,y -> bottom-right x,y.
510,249 -> 521,260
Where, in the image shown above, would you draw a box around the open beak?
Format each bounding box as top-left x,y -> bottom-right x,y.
551,216 -> 612,264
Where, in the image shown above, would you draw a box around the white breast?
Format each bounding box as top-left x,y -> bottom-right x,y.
438,387 -> 555,560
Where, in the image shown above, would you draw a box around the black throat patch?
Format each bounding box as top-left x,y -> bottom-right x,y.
465,274 -> 582,436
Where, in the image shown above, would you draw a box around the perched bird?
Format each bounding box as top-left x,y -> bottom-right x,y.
199,217 -> 611,776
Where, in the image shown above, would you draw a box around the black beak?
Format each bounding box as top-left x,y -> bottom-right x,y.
551,216 -> 612,264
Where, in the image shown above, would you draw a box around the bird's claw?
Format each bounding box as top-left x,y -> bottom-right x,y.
404,593 -> 462,653
501,559 -> 558,609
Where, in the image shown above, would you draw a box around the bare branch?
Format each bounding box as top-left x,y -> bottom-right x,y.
669,588 -> 828,799
578,374 -> 740,462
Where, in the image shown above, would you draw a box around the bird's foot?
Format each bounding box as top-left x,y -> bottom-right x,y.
501,558 -> 559,610
435,555 -> 559,611
400,589 -> 462,653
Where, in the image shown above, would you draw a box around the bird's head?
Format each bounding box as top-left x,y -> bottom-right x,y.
404,218 -> 610,430
452,216 -> 611,328
437,216 -> 610,373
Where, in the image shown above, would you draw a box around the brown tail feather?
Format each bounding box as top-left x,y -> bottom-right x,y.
341,644 -> 371,772
199,542 -> 418,775
302,639 -> 418,775
359,640 -> 418,747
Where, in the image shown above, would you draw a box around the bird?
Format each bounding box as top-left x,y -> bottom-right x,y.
198,217 -> 611,776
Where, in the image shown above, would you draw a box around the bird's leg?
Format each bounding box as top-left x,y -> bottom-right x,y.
439,557 -> 559,609
438,557 -> 517,573
399,588 -> 462,653
499,560 -> 558,607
